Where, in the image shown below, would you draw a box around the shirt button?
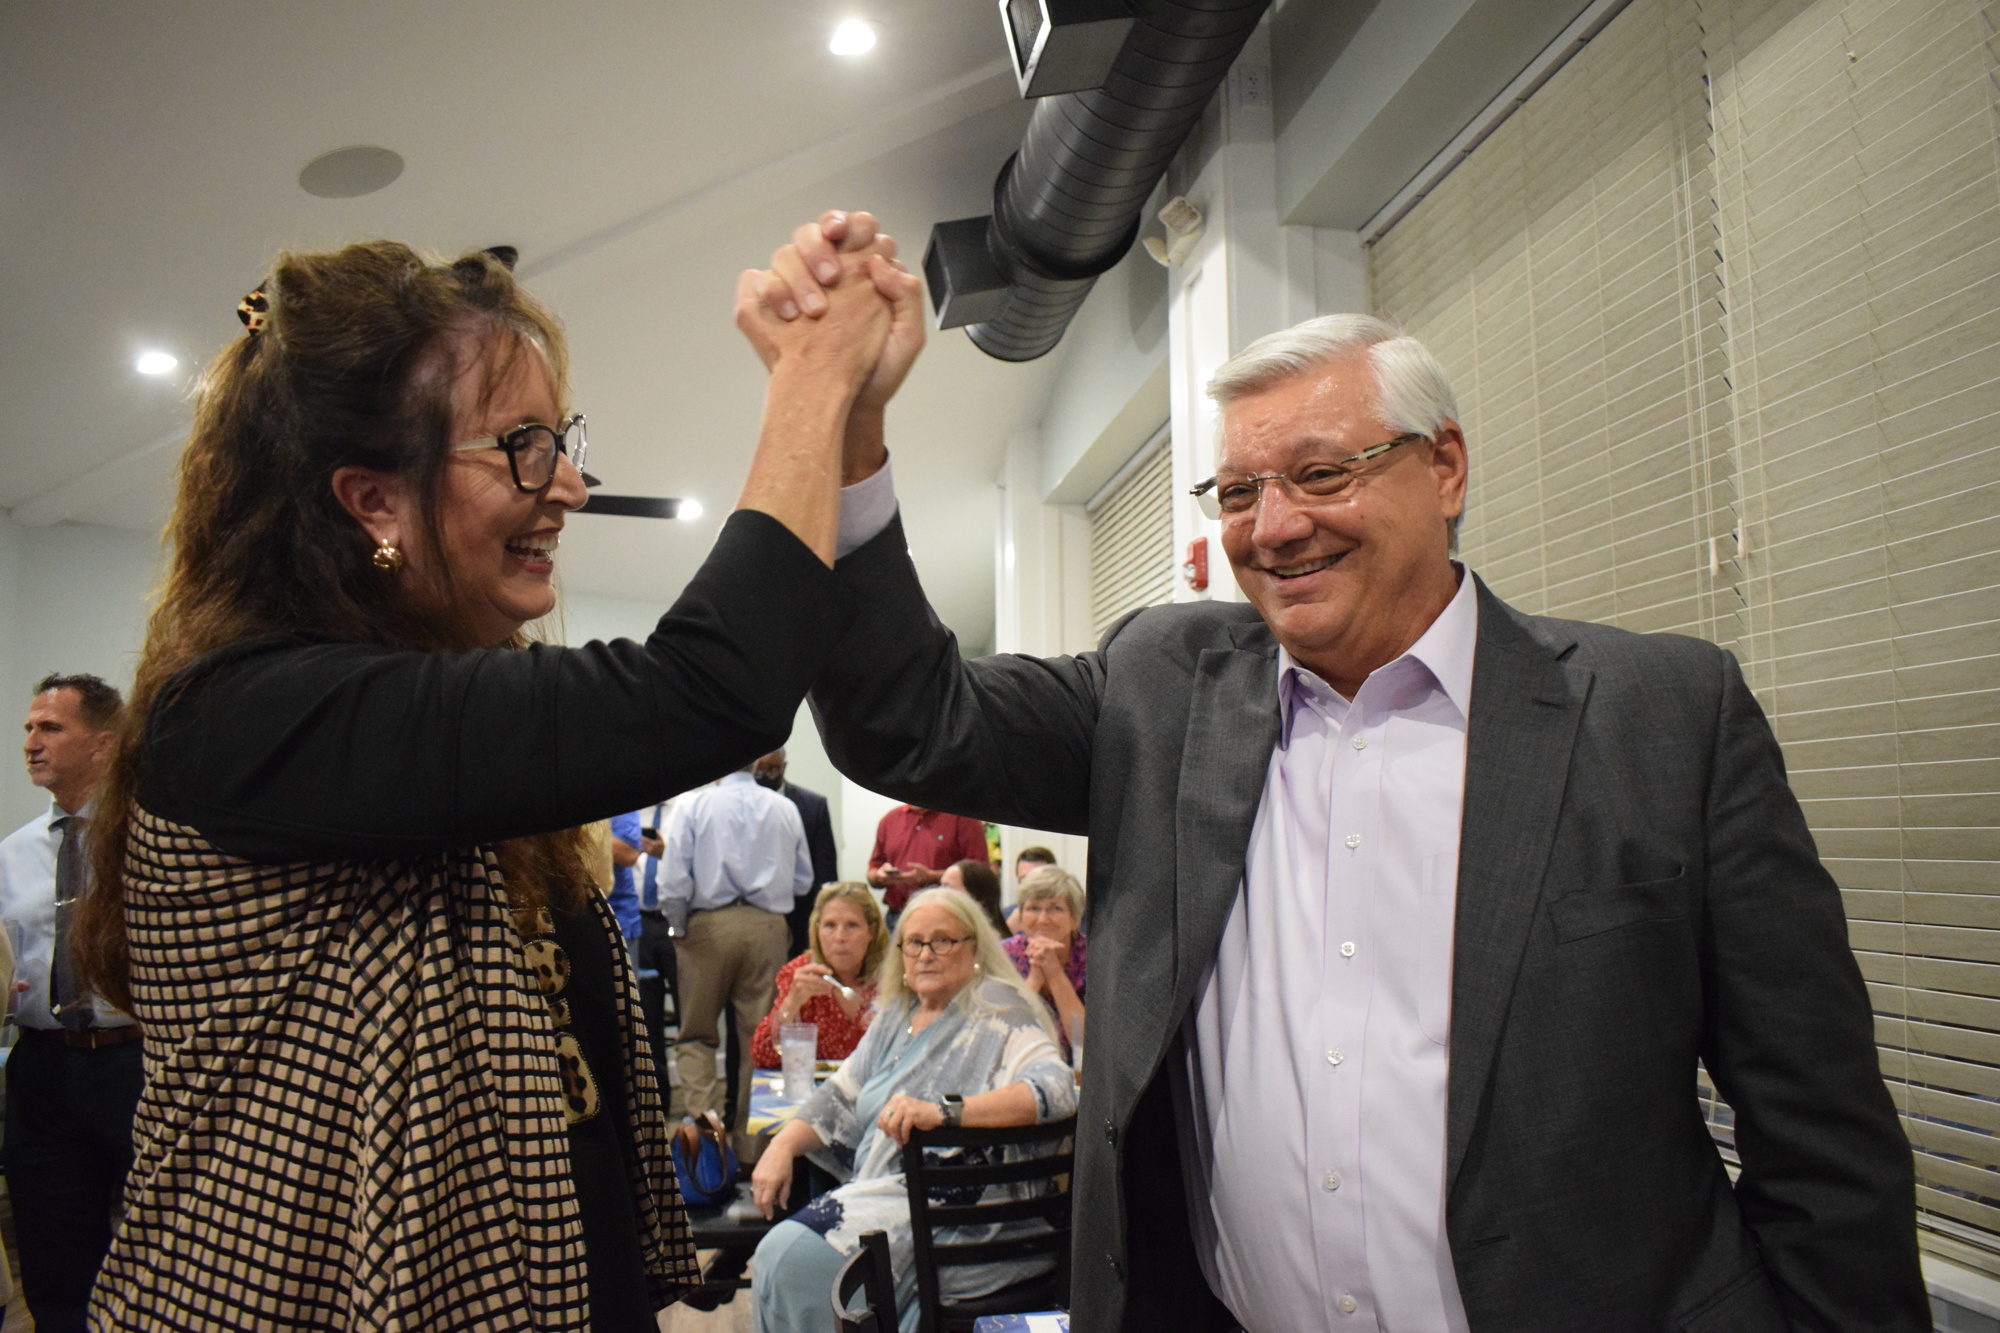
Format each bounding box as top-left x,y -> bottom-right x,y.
1352,735 -> 1367,749
1338,1294 -> 1358,1314
1344,832 -> 1362,849
1322,1169 -> 1341,1191
1340,941 -> 1356,957
1327,1049 -> 1344,1066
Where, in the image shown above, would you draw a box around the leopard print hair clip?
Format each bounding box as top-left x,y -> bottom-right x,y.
236,286 -> 270,335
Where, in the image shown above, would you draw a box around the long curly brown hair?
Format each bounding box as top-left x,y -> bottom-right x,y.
76,240 -> 591,1009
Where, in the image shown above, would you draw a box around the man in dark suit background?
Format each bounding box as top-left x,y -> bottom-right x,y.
747,220 -> 1926,1331
753,747 -> 838,954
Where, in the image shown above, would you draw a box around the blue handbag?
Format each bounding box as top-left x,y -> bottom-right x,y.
670,1110 -> 740,1208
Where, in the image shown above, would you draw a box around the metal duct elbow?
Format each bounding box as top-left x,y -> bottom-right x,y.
926,0 -> 1270,362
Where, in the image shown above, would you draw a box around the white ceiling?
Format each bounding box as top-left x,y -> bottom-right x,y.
0,1 -> 1068,646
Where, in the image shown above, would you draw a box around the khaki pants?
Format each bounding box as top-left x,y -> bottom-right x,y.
673,903 -> 789,1153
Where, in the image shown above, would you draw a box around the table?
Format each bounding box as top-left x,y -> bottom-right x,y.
744,1061 -> 839,1138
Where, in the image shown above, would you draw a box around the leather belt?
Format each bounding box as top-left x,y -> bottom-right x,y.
22,1023 -> 144,1051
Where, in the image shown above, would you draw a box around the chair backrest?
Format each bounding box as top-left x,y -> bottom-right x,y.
832,1229 -> 897,1333
901,1117 -> 1077,1333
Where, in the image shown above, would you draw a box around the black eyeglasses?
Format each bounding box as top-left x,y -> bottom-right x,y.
900,935 -> 971,959
1190,433 -> 1423,520
452,414 -> 588,493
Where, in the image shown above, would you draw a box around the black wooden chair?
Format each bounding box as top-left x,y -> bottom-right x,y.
832,1229 -> 898,1333
900,1116 -> 1076,1333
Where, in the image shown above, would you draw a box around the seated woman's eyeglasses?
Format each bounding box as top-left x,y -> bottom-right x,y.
451,415 -> 588,494
900,935 -> 970,959
1190,432 -> 1423,520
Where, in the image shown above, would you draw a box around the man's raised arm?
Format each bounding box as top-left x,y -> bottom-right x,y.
741,211 -> 1105,835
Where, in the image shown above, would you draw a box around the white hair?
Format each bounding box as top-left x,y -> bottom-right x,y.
878,887 -> 1058,1044
1206,314 -> 1465,545
1205,314 -> 1460,440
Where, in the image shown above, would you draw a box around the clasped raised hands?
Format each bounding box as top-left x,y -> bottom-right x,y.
1022,935 -> 1071,997
734,210 -> 927,416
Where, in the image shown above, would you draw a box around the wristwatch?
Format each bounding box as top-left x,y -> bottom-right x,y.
938,1094 -> 964,1129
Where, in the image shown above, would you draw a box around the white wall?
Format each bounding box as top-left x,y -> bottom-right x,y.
0,518 -> 163,833
986,430 -> 1096,893
838,780 -> 902,886
1038,243 -> 1171,506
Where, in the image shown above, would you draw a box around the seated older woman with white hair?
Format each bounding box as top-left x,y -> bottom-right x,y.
748,887 -> 1077,1333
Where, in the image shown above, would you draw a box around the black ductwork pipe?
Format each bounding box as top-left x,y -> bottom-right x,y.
926,0 -> 1271,362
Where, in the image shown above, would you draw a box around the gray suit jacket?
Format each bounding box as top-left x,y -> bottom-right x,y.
811,517 -> 1925,1332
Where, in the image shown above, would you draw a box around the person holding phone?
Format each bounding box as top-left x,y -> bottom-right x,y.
864,803 -> 989,930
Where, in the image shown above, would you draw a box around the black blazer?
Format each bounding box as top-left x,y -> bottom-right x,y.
782,780 -> 839,891
810,517 -> 1925,1332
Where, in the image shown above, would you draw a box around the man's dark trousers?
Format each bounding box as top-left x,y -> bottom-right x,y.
4,1031 -> 144,1333
778,780 -> 837,955
636,909 -> 677,1107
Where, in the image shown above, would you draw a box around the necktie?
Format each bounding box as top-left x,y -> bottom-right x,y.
49,814 -> 92,1033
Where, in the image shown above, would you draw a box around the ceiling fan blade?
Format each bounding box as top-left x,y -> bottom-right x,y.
580,494 -> 686,519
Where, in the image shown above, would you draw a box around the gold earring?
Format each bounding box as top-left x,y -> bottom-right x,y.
371,538 -> 404,573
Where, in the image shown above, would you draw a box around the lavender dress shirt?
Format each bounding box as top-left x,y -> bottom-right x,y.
1185,568 -> 1478,1333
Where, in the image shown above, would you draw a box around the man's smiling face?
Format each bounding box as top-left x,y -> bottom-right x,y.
1216,351 -> 1467,695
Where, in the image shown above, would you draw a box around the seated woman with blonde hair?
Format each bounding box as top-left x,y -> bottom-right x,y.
1002,865 -> 1087,1054
751,882 -> 887,1067
748,887 -> 1076,1333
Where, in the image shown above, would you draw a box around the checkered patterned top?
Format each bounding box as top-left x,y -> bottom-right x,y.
87,807 -> 699,1330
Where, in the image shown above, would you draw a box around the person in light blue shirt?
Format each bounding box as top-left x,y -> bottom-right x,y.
606,810 -> 644,944
661,765 -> 812,1150
1,673 -> 141,1333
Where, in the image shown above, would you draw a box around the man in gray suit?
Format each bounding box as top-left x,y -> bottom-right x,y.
751,225 -> 1925,1330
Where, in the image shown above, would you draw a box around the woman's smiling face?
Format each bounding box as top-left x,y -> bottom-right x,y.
429,336 -> 585,645
1020,896 -> 1075,943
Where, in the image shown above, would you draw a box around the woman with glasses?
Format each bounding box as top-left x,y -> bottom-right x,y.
747,888 -> 1076,1333
1001,865 -> 1087,1057
72,227 -> 921,1332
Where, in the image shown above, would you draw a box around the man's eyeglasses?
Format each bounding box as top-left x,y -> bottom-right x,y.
900,935 -> 971,959
452,415 -> 588,494
1190,433 -> 1424,520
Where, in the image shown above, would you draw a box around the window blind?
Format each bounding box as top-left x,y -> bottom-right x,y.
1371,0 -> 1735,645
1704,0 -> 2000,1272
1088,432 -> 1176,636
1371,0 -> 2000,1275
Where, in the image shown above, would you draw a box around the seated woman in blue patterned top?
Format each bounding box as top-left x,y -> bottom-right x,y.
749,887 -> 1076,1333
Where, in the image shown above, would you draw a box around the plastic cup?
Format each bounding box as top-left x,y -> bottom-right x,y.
780,1022 -> 818,1102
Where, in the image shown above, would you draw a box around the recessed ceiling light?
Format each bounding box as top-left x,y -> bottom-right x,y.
299,145 -> 404,199
830,19 -> 879,55
136,351 -> 178,375
679,498 -> 705,521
